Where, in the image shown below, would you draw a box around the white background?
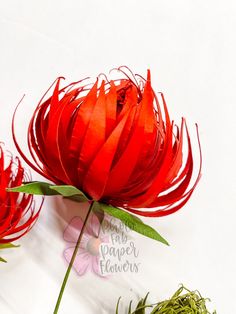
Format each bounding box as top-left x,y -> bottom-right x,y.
0,1 -> 236,313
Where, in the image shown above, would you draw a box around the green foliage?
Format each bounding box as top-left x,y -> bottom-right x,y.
116,286 -> 217,314
50,185 -> 88,202
98,202 -> 169,245
7,181 -> 59,195
0,256 -> 7,263
7,182 -> 168,245
7,182 -> 88,202
6,186 -> 214,313
0,243 -> 19,263
0,243 -> 19,249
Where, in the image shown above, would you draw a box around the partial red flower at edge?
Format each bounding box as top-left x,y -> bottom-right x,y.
12,67 -> 202,217
0,145 -> 40,244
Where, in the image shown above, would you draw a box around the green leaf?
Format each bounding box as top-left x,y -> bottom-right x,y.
7,182 -> 88,202
0,243 -> 19,249
116,295 -> 152,314
128,301 -> 133,314
7,181 -> 59,195
134,299 -> 145,314
0,256 -> 7,263
134,294 -> 152,314
97,202 -> 169,246
0,243 -> 20,264
116,286 -> 217,314
116,297 -> 121,314
50,185 -> 88,202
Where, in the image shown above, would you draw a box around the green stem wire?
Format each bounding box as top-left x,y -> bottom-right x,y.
53,201 -> 94,314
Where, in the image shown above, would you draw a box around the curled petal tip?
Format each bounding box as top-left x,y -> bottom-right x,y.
12,68 -> 201,220
147,69 -> 151,82
0,145 -> 39,244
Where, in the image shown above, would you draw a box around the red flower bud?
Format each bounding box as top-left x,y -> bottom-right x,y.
0,145 -> 40,244
13,67 -> 201,217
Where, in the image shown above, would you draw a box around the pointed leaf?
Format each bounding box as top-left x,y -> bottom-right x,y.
128,301 -> 133,314
7,182 -> 88,202
142,293 -> 149,306
116,297 -> 121,314
135,299 -> 145,314
97,202 -> 169,245
0,243 -> 19,249
50,185 -> 88,202
134,295 -> 152,314
7,181 -> 59,195
0,256 -> 7,263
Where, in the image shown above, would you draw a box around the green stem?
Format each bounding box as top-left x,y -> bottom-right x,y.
53,201 -> 94,314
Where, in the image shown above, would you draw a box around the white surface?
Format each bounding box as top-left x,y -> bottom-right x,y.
0,1 -> 236,313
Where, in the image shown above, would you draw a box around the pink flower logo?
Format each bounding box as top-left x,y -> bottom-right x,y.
63,214 -> 109,277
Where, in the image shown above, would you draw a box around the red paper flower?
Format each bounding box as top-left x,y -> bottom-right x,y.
0,145 -> 40,244
13,67 -> 201,217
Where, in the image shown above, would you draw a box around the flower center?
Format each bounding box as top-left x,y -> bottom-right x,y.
86,237 -> 101,256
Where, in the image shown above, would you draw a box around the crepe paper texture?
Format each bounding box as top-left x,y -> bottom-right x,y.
12,66 -> 202,217
116,285 -> 217,314
0,145 -> 41,262
9,67 -> 203,313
